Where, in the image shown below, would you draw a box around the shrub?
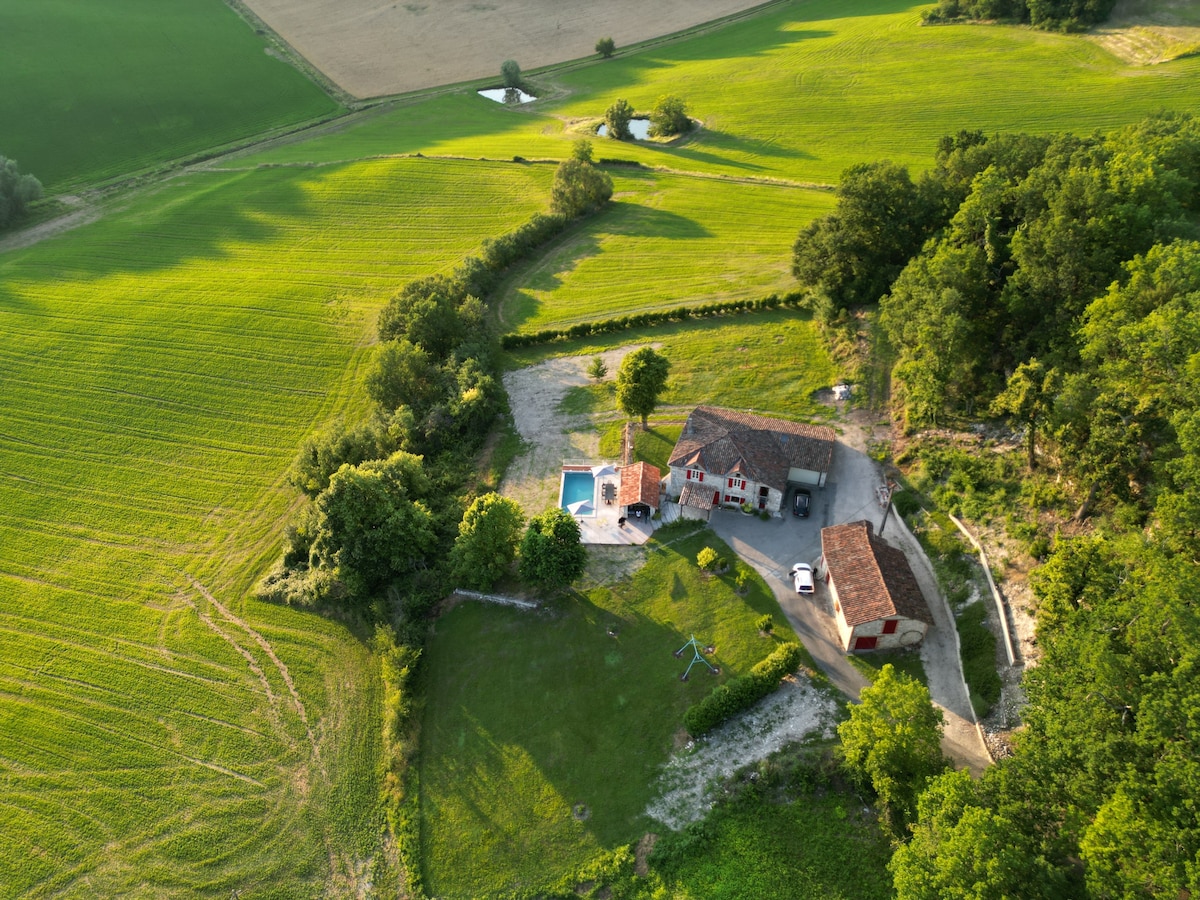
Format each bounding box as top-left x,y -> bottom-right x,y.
756,613 -> 774,634
649,95 -> 692,138
696,547 -> 719,571
684,642 -> 804,735
603,98 -> 634,141
500,59 -> 521,88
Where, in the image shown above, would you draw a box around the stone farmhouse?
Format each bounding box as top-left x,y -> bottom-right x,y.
666,406 -> 836,517
817,520 -> 931,652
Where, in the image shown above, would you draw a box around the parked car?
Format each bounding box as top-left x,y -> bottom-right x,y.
791,562 -> 815,594
792,488 -> 811,518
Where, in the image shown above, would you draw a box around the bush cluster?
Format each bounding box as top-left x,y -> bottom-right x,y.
501,291 -> 807,349
684,642 -> 804,736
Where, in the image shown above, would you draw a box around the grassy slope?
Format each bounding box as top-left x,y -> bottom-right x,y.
0,158 -> 548,896
510,310 -> 839,422
0,0 -> 338,190
419,530 -> 802,898
497,172 -> 835,333
245,0 -> 1200,186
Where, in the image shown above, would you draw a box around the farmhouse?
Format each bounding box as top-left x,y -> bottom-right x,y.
666,406 -> 835,516
817,520 -> 931,652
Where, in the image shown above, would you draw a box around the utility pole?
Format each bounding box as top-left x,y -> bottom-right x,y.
878,480 -> 900,535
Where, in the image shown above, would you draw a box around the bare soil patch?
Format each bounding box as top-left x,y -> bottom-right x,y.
239,0 -> 781,99
499,343 -> 659,516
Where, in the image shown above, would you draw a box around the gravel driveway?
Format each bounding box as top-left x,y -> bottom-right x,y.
711,414 -> 992,775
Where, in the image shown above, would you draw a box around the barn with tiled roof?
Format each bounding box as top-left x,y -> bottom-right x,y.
819,520 -> 931,652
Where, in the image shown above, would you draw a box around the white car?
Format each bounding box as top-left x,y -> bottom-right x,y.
791,562 -> 815,594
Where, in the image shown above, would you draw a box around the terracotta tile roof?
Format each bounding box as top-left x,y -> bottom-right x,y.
667,406 -> 835,492
678,481 -> 714,510
618,461 -> 660,509
821,520 -> 930,627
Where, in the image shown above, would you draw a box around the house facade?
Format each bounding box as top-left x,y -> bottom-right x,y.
818,520 -> 931,652
666,406 -> 835,515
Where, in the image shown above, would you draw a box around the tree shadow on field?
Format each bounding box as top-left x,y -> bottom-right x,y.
0,166 -> 320,290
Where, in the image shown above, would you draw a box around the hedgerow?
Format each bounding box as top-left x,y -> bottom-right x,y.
684,642 -> 804,736
501,291 -> 808,349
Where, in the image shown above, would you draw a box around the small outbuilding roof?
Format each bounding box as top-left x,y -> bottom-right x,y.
618,461 -> 661,509
668,406 -> 835,492
821,520 -> 930,627
678,481 -> 714,510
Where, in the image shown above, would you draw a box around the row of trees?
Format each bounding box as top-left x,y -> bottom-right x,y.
269,144 -> 618,617
923,0 -> 1118,30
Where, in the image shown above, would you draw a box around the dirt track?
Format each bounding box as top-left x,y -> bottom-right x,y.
240,0 -> 779,99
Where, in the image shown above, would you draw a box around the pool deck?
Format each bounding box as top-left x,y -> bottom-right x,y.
572,471 -> 681,545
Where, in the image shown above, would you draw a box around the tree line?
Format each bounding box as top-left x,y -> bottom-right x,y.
793,113 -> 1200,896
923,0 -> 1117,31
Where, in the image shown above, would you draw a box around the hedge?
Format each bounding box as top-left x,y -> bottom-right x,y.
501,291 -> 809,349
683,641 -> 805,736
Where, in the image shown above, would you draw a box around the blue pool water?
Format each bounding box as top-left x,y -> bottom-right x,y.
560,471 -> 596,512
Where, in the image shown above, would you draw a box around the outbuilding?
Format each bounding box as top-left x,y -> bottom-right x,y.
818,520 -> 931,652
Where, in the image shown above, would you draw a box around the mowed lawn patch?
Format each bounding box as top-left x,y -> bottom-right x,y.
497,174 -> 835,333
0,0 -> 338,190
419,529 -> 801,898
514,310 -> 838,422
0,158 -> 549,895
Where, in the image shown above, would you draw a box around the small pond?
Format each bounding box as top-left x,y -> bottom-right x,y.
596,118 -> 652,140
477,87 -> 536,105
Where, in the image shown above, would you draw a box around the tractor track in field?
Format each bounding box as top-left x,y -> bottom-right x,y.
184,575 -> 324,772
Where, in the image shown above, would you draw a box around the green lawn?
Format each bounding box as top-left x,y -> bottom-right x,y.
418,529 -> 803,898
0,157 -> 549,896
244,0 -> 1200,187
496,173 -> 835,332
0,0 -> 338,190
512,310 -> 840,422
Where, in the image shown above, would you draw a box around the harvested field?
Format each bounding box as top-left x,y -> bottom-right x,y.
240,0 -> 779,98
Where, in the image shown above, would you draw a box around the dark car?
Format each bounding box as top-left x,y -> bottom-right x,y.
792,488 -> 811,518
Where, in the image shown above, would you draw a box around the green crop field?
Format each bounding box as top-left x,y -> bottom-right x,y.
0,158 -> 549,896
418,529 -> 805,898
0,0 -> 338,190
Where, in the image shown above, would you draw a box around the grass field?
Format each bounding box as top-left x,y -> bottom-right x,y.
418,529 -> 803,897
514,310 -> 840,422
244,0 -> 1200,187
0,158 -> 550,895
0,0 -> 338,190
497,172 -> 835,333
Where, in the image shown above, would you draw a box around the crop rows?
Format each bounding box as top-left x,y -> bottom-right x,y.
0,158 -> 547,895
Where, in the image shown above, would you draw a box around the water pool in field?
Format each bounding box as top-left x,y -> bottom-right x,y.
597,118 -> 651,140
478,87 -> 536,104
560,470 -> 596,514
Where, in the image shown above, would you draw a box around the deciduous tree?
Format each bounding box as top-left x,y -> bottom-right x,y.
595,37 -> 616,58
452,494 -> 525,590
604,99 -> 634,141
648,95 -> 691,138
616,347 -> 670,429
519,508 -> 587,589
0,156 -> 43,228
837,664 -> 948,835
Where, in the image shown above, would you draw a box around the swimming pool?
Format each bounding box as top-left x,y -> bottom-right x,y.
560,470 -> 596,514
